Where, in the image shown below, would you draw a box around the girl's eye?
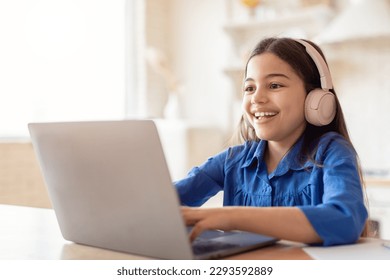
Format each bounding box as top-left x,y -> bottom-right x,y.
269,83 -> 282,89
244,85 -> 255,94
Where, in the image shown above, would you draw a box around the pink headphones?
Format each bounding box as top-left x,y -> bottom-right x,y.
294,39 -> 336,126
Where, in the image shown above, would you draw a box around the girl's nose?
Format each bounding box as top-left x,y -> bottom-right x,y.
251,88 -> 268,104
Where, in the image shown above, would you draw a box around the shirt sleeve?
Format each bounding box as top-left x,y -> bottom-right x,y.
173,148 -> 229,206
298,134 -> 368,246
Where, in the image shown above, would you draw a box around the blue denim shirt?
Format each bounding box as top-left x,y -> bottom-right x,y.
174,132 -> 368,246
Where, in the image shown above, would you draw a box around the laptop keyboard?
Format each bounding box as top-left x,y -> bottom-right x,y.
192,238 -> 237,255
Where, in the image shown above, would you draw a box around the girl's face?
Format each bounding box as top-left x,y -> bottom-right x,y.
242,52 -> 307,147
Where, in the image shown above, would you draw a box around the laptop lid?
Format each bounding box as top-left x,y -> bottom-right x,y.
29,120 -> 193,259
28,120 -> 278,259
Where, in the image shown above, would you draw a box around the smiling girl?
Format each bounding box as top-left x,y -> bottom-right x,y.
175,37 -> 368,246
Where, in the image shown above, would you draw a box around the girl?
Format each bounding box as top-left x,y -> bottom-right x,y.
175,37 -> 368,246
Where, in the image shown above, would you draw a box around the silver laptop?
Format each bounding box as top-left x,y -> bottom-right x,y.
28,120 -> 277,259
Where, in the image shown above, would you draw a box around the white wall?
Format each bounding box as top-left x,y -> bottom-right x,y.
167,0 -> 233,133
324,38 -> 390,172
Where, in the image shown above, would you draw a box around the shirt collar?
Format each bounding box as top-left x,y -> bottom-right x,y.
241,140 -> 267,169
272,136 -> 312,177
241,136 -> 313,174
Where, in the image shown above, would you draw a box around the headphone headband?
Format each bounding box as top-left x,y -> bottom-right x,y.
294,39 -> 333,91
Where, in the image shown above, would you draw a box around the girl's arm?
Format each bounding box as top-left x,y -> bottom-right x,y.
175,145 -> 246,206
182,206 -> 322,244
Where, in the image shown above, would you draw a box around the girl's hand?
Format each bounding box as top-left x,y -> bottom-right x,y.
182,206 -> 322,244
181,207 -> 235,242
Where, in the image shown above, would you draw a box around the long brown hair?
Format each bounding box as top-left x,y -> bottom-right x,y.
233,37 -> 371,236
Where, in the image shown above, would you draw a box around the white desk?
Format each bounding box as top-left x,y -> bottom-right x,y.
0,204 -> 151,260
0,204 -> 311,260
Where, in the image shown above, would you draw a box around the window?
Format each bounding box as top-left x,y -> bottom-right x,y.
0,0 -> 129,138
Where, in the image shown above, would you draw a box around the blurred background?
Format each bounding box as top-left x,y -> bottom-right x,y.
1,0 -> 390,237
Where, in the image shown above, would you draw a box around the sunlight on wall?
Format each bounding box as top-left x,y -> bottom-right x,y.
0,0 -> 126,137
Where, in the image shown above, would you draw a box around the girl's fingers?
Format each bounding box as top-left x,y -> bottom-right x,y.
189,221 -> 208,242
181,207 -> 200,225
181,207 -> 210,241
181,207 -> 228,242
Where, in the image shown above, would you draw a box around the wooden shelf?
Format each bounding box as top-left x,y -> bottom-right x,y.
224,5 -> 333,35
223,5 -> 335,54
365,178 -> 390,187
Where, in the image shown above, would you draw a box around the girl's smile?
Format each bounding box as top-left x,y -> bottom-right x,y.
252,110 -> 278,122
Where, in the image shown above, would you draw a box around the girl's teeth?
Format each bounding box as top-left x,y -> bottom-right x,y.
255,112 -> 276,117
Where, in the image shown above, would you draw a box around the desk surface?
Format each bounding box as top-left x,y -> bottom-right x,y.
0,204 -> 311,260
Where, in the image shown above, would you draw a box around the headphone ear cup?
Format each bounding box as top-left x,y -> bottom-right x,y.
305,88 -> 336,126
